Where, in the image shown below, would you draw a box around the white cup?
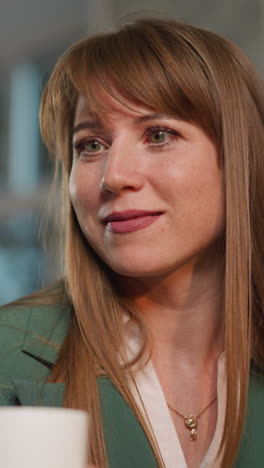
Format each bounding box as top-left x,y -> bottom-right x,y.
0,407 -> 89,468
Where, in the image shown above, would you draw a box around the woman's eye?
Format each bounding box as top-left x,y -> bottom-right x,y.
145,127 -> 179,146
84,140 -> 102,153
149,130 -> 166,144
73,138 -> 107,157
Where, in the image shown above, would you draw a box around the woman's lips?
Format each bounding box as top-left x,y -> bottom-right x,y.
103,210 -> 163,233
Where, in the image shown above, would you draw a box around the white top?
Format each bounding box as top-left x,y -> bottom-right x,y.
124,320 -> 226,468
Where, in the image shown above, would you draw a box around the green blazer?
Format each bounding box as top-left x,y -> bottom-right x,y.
0,303 -> 263,467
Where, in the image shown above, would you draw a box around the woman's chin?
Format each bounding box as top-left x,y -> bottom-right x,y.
103,256 -> 172,279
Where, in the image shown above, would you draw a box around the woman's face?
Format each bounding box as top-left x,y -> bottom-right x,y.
69,88 -> 224,279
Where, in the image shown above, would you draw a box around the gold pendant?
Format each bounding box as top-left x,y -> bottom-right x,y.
185,415 -> 198,441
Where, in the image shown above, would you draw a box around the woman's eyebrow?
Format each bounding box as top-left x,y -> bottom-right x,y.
72,120 -> 102,136
133,112 -> 172,124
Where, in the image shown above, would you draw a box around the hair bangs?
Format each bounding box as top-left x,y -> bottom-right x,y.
57,23 -> 221,145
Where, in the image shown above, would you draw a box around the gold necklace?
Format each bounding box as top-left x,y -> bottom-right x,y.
167,396 -> 217,441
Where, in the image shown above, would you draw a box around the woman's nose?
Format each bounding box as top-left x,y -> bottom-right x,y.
99,145 -> 145,194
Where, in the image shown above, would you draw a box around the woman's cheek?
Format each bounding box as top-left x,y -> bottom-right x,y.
69,167 -> 99,217
69,167 -> 88,208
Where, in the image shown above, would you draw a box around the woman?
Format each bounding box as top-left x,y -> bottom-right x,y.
1,16 -> 264,468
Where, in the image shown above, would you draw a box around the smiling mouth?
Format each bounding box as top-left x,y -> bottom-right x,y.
103,210 -> 163,233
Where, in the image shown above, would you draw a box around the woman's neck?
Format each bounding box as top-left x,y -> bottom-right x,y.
119,251 -> 224,369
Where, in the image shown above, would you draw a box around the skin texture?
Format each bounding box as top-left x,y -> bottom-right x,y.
70,86 -> 225,467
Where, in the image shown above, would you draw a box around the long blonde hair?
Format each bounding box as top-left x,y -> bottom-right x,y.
37,17 -> 264,467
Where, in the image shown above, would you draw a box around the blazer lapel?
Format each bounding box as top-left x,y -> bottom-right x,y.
11,305 -> 70,407
12,380 -> 65,407
20,304 -> 71,368
97,376 -> 158,468
234,372 -> 264,467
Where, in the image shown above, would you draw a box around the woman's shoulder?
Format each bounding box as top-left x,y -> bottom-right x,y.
0,301 -> 71,347
0,281 -> 71,351
0,290 -> 71,405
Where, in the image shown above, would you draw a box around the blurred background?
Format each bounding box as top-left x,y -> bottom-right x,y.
0,0 -> 263,304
